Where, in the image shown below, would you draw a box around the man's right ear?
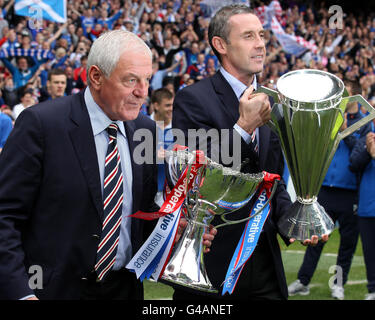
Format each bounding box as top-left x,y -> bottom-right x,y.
211,36 -> 227,56
88,65 -> 102,89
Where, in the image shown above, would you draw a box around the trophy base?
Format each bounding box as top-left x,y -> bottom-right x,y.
277,199 -> 335,241
160,221 -> 219,294
160,273 -> 218,294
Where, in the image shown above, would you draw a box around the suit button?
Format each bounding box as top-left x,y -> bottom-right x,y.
81,277 -> 88,281
92,234 -> 100,239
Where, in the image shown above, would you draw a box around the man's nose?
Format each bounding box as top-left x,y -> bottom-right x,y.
134,80 -> 149,98
255,35 -> 265,49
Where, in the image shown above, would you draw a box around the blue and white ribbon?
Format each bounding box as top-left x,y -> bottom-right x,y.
126,204 -> 182,281
222,189 -> 271,295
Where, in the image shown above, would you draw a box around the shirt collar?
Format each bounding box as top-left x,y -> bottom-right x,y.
219,66 -> 258,100
84,87 -> 126,138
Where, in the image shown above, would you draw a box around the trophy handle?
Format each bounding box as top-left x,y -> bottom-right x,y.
256,86 -> 280,102
338,94 -> 375,140
214,180 -> 279,229
256,86 -> 280,132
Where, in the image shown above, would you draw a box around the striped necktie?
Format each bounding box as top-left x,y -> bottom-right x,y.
95,123 -> 123,281
251,129 -> 259,154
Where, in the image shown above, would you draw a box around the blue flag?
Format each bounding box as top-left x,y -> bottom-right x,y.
15,0 -> 67,23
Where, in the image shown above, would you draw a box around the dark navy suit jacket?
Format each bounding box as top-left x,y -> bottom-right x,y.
172,71 -> 291,299
0,91 -> 158,299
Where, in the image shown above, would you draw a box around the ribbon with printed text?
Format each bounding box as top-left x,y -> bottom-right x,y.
126,148 -> 206,281
222,172 -> 280,295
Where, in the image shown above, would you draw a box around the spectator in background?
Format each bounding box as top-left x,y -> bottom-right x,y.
39,68 -> 67,102
19,30 -> 32,50
0,106 -> 12,152
180,23 -> 199,45
73,55 -> 88,90
50,47 -> 69,70
0,0 -> 13,36
0,104 -> 12,121
97,8 -> 123,30
184,40 -> 200,66
80,8 -> 96,36
204,49 -> 219,70
149,88 -> 174,207
1,29 -> 19,49
1,76 -> 18,108
178,72 -> 196,90
60,23 -> 79,48
65,66 -> 77,96
150,56 -> 181,92
12,88 -> 35,120
1,55 -> 49,89
350,122 -> 375,300
186,52 -> 207,81
162,76 -> 175,96
69,41 -> 88,68
178,73 -> 191,90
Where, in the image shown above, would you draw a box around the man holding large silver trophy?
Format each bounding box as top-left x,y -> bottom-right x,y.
128,4 -> 375,300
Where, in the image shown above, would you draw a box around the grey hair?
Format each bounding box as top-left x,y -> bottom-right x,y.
87,30 -> 152,84
208,4 -> 253,62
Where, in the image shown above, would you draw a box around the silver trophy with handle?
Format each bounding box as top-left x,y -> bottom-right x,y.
257,69 -> 375,241
160,149 -> 278,293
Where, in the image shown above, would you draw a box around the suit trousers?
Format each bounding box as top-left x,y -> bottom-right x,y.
173,232 -> 285,300
358,217 -> 375,293
80,268 -> 143,300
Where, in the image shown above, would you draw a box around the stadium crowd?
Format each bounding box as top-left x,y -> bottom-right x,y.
0,0 -> 374,300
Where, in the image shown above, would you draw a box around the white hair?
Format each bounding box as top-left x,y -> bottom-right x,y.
87,30 -> 152,82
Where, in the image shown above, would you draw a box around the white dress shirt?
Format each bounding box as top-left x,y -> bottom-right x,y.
219,66 -> 259,149
84,87 -> 133,270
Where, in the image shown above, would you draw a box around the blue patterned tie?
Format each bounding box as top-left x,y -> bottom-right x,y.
94,123 -> 123,281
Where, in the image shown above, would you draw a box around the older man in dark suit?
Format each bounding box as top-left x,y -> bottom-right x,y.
0,30 -> 219,300
0,30 -> 159,300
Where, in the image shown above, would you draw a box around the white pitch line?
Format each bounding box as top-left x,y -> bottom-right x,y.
346,280 -> 368,285
283,250 -> 368,286
284,250 -> 338,258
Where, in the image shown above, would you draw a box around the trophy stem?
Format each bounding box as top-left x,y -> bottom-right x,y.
161,208 -> 218,293
277,198 -> 335,241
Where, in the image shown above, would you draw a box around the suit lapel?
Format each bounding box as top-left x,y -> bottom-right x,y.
68,92 -> 103,220
124,119 -> 144,249
212,71 -> 262,161
124,120 -> 142,214
211,71 -> 240,124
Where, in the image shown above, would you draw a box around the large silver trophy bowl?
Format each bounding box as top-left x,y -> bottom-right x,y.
160,149 -> 276,293
258,69 -> 375,241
